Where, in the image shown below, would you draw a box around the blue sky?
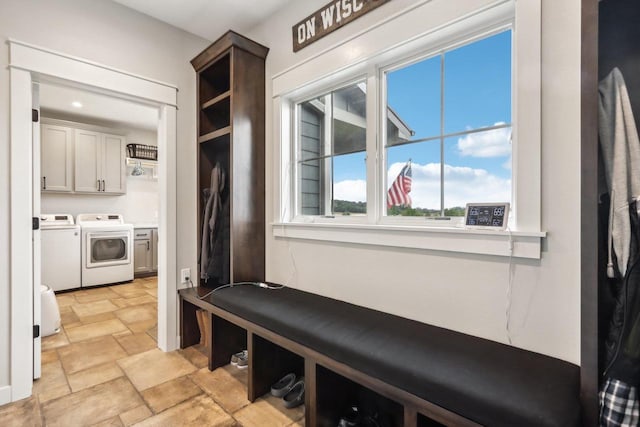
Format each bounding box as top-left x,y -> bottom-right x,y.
331,30 -> 513,210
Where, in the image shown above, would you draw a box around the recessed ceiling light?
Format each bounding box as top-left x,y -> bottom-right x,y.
71,101 -> 83,108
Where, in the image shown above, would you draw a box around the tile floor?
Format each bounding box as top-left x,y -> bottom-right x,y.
0,278 -> 305,426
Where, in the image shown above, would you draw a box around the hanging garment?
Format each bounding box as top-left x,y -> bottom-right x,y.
200,163 -> 225,280
206,194 -> 230,285
600,378 -> 639,427
599,67 -> 640,278
599,67 -> 640,425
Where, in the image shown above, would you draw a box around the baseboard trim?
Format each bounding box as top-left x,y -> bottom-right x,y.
0,385 -> 12,405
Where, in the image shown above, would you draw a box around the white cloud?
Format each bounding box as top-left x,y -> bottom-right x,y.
334,179 -> 366,202
457,125 -> 511,158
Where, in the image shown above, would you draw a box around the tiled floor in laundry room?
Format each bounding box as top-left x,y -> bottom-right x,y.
0,277 -> 305,426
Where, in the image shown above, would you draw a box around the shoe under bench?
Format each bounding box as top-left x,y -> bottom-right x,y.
179,285 -> 580,427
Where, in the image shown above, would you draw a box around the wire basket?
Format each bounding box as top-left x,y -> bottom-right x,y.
127,144 -> 158,161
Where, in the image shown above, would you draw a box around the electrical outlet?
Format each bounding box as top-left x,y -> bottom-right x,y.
181,268 -> 191,284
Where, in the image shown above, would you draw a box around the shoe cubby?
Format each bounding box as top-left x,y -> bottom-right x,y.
249,333 -> 305,401
417,413 -> 446,427
210,315 -> 247,371
316,365 -> 403,427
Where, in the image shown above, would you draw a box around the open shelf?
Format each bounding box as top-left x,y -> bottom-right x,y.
202,90 -> 231,110
417,413 -> 446,427
199,53 -> 230,103
199,96 -> 231,136
198,126 -> 232,144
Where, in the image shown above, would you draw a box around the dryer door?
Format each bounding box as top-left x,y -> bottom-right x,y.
86,231 -> 131,268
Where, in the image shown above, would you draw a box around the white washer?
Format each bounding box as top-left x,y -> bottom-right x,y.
77,214 -> 134,287
41,214 -> 81,292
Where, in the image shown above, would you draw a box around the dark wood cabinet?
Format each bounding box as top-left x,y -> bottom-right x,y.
192,31 -> 268,287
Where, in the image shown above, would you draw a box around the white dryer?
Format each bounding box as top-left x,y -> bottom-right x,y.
40,214 -> 81,292
77,214 -> 134,287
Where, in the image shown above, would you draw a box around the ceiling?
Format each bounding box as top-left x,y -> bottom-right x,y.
112,0 -> 290,41
40,83 -> 159,130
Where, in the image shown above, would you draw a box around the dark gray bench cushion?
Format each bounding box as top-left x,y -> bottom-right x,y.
209,285 -> 580,427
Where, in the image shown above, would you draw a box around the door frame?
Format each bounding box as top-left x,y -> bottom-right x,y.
8,39 -> 179,402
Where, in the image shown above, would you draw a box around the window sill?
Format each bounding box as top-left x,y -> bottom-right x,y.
271,222 -> 546,259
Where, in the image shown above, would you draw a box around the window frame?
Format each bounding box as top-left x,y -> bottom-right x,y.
292,76 -> 371,221
378,26 -> 514,228
273,0 -> 545,259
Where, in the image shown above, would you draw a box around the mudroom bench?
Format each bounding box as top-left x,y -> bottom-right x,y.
179,285 -> 581,427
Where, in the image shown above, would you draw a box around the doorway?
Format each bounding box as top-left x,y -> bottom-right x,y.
9,39 -> 179,402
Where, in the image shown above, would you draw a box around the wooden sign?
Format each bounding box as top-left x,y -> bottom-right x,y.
292,0 -> 391,52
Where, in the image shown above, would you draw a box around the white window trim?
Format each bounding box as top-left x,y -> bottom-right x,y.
272,0 -> 544,259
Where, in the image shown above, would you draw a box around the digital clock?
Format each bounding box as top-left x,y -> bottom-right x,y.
464,203 -> 510,230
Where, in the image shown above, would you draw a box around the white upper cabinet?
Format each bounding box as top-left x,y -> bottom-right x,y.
74,129 -> 126,194
41,124 -> 73,192
102,133 -> 126,194
74,129 -> 101,192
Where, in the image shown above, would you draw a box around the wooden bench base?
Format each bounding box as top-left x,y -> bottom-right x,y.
180,288 -> 479,427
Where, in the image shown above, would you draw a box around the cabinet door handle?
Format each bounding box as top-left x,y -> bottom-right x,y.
102,180 -> 105,192
43,176 -> 46,190
147,241 -> 150,251
97,180 -> 101,191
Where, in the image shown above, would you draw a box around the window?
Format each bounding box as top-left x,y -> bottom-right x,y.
296,82 -> 367,216
293,30 -> 512,222
384,31 -> 512,219
276,0 -> 545,258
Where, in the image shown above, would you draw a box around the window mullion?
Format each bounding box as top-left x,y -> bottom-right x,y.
440,52 -> 445,217
323,94 -> 333,215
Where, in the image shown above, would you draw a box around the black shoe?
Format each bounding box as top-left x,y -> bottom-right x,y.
270,373 -> 297,398
337,406 -> 361,427
282,377 -> 305,408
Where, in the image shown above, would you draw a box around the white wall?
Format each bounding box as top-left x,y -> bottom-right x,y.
249,0 -> 582,363
0,0 -> 208,391
41,122 -> 160,224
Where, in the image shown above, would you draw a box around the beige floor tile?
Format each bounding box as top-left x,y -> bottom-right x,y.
110,285 -> 151,299
233,394 -> 304,427
114,304 -> 157,325
144,288 -> 158,298
74,288 -> 121,304
179,345 -> 208,369
33,360 -> 71,403
133,395 -> 235,427
41,349 -> 59,365
66,318 -> 129,342
55,293 -> 77,307
288,419 -> 305,427
0,396 -> 42,427
127,319 -> 157,334
60,310 -> 81,328
41,377 -> 143,427
78,311 -> 117,325
146,325 -> 158,342
41,329 -> 69,351
58,335 -> 128,374
190,366 -> 250,413
119,405 -> 152,426
142,280 -> 157,289
116,333 -> 157,355
141,376 -> 202,414
117,349 -> 197,391
72,299 -> 119,318
111,295 -> 156,308
67,362 -> 124,392
91,416 -> 124,427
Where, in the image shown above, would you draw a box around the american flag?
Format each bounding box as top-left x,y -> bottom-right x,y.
387,161 -> 412,208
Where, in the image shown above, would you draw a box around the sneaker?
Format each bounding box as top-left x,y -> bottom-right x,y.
270,373 -> 297,397
236,350 -> 249,369
230,350 -> 247,366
